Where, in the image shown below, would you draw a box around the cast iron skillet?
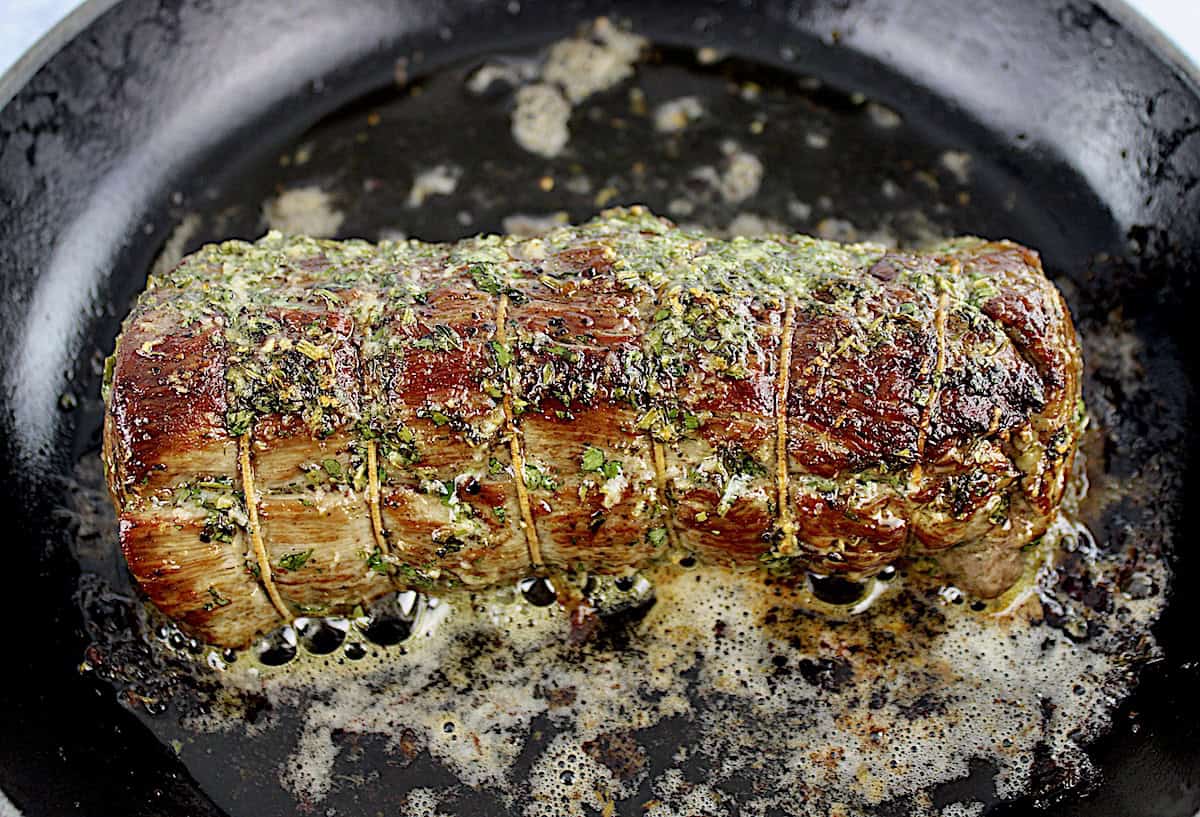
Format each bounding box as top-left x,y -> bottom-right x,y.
2,1 -> 1199,815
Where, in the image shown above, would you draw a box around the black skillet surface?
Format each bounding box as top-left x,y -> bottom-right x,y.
2,1 -> 1200,815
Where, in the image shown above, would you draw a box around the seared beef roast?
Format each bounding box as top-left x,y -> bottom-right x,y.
103,208 -> 1082,646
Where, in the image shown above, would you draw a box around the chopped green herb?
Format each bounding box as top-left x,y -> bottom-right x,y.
311,288 -> 342,310
411,324 -> 463,352
720,446 -> 766,478
321,458 -> 343,479
759,551 -> 797,577
365,548 -> 390,575
398,563 -> 435,588
647,527 -> 668,547
277,549 -> 313,571
200,515 -> 235,544
295,339 -> 329,361
489,339 -> 513,368
523,464 -> 558,492
227,409 -> 254,437
351,461 -> 368,493
416,405 -> 458,428
805,476 -> 838,494
636,408 -> 663,431
101,354 -> 116,401
203,586 -> 232,611
580,446 -> 606,472
469,262 -> 506,295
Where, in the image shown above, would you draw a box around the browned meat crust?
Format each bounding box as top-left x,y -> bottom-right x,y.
102,207 -> 1083,646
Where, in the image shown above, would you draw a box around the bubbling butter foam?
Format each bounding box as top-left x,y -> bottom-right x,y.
70,431 -> 1167,816
168,481 -> 1162,817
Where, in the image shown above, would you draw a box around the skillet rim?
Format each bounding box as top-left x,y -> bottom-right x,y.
3,0 -> 1200,114
0,0 -> 121,111
1102,0 -> 1200,86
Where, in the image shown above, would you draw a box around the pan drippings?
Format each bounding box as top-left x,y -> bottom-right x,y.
70,430 -> 1168,816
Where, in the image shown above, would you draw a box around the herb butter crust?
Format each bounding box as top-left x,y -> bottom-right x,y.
101,207 -> 1082,647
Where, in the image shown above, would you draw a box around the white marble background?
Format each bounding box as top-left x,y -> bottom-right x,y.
2,0 -> 1199,79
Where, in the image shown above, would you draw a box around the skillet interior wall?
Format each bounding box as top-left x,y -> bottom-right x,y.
1,0 -> 1199,815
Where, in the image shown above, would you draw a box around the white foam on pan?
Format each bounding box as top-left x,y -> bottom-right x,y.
397,787 -> 459,817
407,164 -> 463,208
654,96 -> 705,133
262,186 -> 344,237
512,83 -> 571,159
189,469 -> 1164,817
504,17 -> 648,158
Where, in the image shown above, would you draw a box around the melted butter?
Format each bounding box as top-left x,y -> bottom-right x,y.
168,482 -> 1164,816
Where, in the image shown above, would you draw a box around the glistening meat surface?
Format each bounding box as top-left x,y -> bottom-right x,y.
102,207 -> 1083,647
